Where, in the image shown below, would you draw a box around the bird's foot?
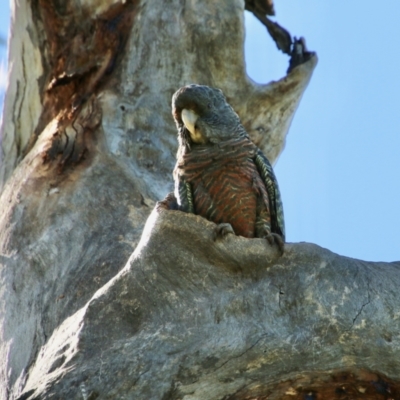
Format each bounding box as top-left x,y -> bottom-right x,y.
264,232 -> 285,255
213,223 -> 235,241
156,192 -> 179,211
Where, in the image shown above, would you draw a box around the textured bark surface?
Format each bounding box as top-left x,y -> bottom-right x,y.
17,208 -> 400,399
0,0 -> 367,398
0,0 -> 317,192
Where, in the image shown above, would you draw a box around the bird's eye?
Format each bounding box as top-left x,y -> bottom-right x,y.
207,103 -> 212,109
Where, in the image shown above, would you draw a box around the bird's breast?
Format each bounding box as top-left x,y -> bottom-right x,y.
189,157 -> 261,238
176,137 -> 270,238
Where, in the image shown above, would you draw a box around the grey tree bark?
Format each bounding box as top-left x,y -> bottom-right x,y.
1,0 -> 398,399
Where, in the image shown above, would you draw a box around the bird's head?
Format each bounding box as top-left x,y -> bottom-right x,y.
172,84 -> 244,150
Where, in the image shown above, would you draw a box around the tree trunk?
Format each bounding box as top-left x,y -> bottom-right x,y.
3,1 -> 397,399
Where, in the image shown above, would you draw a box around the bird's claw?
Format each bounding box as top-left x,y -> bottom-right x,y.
213,223 -> 235,241
156,192 -> 179,211
264,232 -> 285,255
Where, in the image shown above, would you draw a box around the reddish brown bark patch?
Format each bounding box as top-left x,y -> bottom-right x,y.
27,0 -> 139,170
41,96 -> 102,174
228,369 -> 400,400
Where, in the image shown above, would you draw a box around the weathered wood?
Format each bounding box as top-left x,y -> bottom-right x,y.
0,0 -> 322,398
18,208 -> 400,399
0,0 -> 316,191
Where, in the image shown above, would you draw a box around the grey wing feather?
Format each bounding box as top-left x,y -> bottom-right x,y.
254,150 -> 285,240
177,178 -> 195,214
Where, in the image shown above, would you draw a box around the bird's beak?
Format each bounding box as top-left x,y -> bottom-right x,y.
181,109 -> 198,137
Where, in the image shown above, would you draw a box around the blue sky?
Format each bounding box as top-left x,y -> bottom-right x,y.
0,2 -> 398,262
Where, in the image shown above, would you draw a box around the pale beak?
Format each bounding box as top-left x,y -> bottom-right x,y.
181,109 -> 198,137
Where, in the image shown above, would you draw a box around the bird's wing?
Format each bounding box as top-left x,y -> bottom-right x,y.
177,177 -> 195,214
254,149 -> 285,240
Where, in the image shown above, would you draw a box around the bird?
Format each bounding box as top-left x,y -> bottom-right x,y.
172,84 -> 285,252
